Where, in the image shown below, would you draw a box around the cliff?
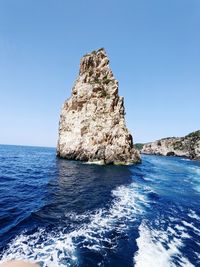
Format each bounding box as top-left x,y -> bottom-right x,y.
57,48 -> 140,165
141,130 -> 200,160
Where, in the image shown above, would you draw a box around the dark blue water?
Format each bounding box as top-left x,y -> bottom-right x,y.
0,145 -> 200,267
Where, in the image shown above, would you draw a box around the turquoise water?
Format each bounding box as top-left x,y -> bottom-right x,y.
0,145 -> 200,266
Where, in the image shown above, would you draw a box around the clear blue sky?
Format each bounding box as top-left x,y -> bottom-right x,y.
0,0 -> 199,147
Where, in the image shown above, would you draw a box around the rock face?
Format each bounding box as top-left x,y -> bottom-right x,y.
141,130 -> 200,161
57,48 -> 140,165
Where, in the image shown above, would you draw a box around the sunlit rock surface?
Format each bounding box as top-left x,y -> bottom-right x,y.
57,48 -> 140,165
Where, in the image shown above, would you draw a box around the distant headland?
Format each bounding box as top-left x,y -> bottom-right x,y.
137,130 -> 200,161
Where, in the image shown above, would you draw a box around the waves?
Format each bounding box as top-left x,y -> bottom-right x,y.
2,182 -> 199,267
134,205 -> 200,267
134,221 -> 196,267
0,183 -> 147,266
1,146 -> 200,267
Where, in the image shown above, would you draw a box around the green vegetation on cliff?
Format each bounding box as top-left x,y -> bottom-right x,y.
135,143 -> 144,150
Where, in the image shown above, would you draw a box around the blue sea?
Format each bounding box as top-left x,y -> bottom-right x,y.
0,145 -> 200,267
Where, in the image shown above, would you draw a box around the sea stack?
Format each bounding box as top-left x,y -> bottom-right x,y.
57,48 -> 140,165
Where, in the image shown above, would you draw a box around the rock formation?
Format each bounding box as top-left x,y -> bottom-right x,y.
57,48 -> 140,165
141,130 -> 200,161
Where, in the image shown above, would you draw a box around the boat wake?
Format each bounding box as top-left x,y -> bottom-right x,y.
0,183 -> 147,267
134,216 -> 199,267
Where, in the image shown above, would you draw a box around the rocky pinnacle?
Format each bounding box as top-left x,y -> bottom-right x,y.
57,48 -> 141,165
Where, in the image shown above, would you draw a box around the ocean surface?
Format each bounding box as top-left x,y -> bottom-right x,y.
0,145 -> 200,267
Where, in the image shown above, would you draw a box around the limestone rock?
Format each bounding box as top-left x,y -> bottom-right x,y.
57,48 -> 140,165
141,130 -> 200,161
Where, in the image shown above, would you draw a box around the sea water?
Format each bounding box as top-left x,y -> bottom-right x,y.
0,145 -> 199,267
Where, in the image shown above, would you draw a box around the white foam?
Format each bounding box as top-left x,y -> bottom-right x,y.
0,183 -> 147,266
182,221 -> 200,235
188,210 -> 200,221
134,222 -> 195,267
189,166 -> 200,176
187,166 -> 200,192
